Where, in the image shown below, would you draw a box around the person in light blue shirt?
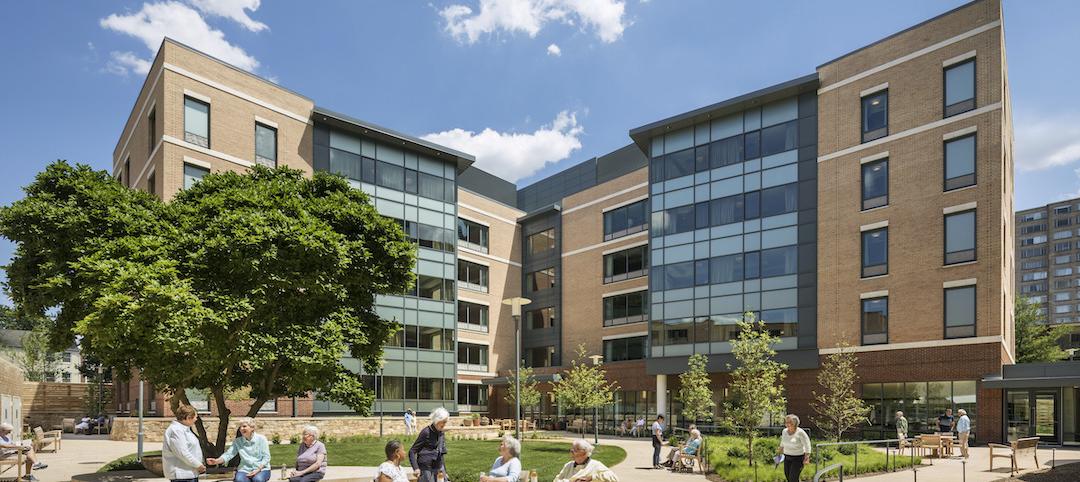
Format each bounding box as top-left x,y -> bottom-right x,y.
480,436 -> 521,482
955,409 -> 971,459
404,409 -> 416,436
207,418 -> 272,482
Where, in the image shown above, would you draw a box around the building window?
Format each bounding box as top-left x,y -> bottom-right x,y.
457,301 -> 488,332
664,148 -> 694,180
255,123 -> 277,167
457,342 -> 488,372
526,267 -> 556,293
861,90 -> 888,143
944,134 -> 976,191
604,200 -> 648,241
457,384 -> 488,408
603,336 -> 647,362
761,183 -> 798,218
761,120 -> 798,157
603,245 -> 648,283
124,157 -> 131,188
62,352 -> 72,363
457,260 -> 488,292
1020,211 -> 1046,222
527,228 -> 555,255
526,307 -> 556,329
603,290 -> 649,326
761,245 -> 798,278
457,218 -> 489,253
62,372 -> 71,383
414,274 -> 454,301
183,96 -> 210,148
662,205 -> 696,235
862,228 -> 888,277
405,221 -> 456,253
862,159 -> 888,210
418,327 -> 454,351
945,210 -> 976,264
944,59 -> 976,117
525,346 -> 556,368
183,163 -> 209,189
945,286 -> 976,338
147,108 -> 157,157
1019,224 -> 1046,234
861,297 -> 888,345
147,171 -> 156,196
710,194 -> 744,226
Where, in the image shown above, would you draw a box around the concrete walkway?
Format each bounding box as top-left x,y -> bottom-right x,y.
25,434 -> 139,482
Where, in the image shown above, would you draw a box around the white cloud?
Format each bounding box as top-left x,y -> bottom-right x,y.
421,111 -> 585,183
546,43 -> 561,56
1015,115 -> 1080,172
100,1 -> 260,74
106,51 -> 153,76
187,0 -> 268,32
440,0 -> 628,44
1063,168 -> 1080,200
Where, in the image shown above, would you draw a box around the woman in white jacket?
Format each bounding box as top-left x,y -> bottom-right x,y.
553,439 -> 617,482
163,405 -> 205,482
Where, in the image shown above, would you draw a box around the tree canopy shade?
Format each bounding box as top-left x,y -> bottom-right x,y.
1015,296 -> 1073,363
0,161 -> 416,454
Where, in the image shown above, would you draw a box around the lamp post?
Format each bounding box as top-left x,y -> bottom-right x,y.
502,297 -> 531,441
588,355 -> 603,445
137,376 -> 144,461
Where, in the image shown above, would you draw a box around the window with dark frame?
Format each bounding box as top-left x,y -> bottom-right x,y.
861,90 -> 888,143
124,157 -> 131,187
603,290 -> 648,326
945,210 -> 976,264
526,267 -> 556,292
603,245 -> 648,283
527,228 -> 556,254
526,307 -> 556,330
457,218 -> 489,252
457,259 -> 488,292
255,122 -> 277,167
603,336 -> 647,362
862,227 -> 888,277
944,134 -> 976,191
944,59 -> 976,117
457,301 -> 488,331
861,297 -> 888,345
183,96 -> 210,148
603,200 -> 648,241
147,171 -> 156,196
147,108 -> 156,157
862,158 -> 888,210
183,163 -> 208,189
944,285 -> 976,338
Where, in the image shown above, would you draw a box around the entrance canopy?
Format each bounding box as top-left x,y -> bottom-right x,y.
981,361 -> 1080,389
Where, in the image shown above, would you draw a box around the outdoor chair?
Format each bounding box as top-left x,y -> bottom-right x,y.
989,437 -> 1040,473
0,447 -> 25,480
95,417 -> 112,435
61,418 -> 75,433
31,426 -> 61,453
500,419 -> 513,431
917,435 -> 942,458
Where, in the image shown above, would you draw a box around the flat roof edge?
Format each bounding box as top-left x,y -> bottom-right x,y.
313,106 -> 475,171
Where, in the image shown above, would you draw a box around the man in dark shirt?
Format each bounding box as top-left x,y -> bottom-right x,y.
937,408 -> 955,434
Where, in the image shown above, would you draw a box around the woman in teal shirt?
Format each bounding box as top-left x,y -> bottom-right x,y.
207,418 -> 272,482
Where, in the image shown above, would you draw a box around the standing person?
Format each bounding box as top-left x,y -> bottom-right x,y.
405,410 -> 416,436
937,408 -> 955,434
650,415 -> 665,469
163,405 -> 205,482
409,408 -> 449,482
287,426 -> 327,482
776,414 -> 811,482
553,439 -> 618,482
1,422 -> 47,481
480,436 -> 521,482
894,411 -> 909,443
377,440 -> 410,482
955,409 -> 971,459
206,418 -> 271,482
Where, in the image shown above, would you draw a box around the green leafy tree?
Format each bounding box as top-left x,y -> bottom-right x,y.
677,353 -> 715,425
552,344 -> 619,435
2,327 -> 62,382
0,305 -> 49,330
0,162 -> 415,455
810,343 -> 870,442
1016,296 -> 1072,363
719,314 -> 787,467
504,365 -> 541,418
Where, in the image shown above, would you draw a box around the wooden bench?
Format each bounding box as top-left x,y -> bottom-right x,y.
989,437 -> 1040,473
32,426 -> 61,453
675,451 -> 703,474
0,446 -> 26,480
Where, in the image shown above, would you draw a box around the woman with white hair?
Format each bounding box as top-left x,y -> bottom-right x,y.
1,422 -> 46,481
480,435 -> 521,482
776,414 -> 811,482
553,439 -> 618,482
287,426 -> 326,482
206,418 -> 272,482
661,428 -> 701,468
409,408 -> 449,482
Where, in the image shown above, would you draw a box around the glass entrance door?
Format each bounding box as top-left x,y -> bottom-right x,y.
1007,389 -> 1060,444
1007,390 -> 1031,441
1034,391 -> 1059,443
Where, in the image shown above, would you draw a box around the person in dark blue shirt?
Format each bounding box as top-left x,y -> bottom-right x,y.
937,409 -> 955,434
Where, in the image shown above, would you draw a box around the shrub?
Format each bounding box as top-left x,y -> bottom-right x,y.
289,435 -> 301,445
99,455 -> 146,472
271,434 -> 282,445
837,443 -> 858,455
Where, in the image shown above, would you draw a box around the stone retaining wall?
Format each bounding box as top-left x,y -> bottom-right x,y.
110,416 -> 501,442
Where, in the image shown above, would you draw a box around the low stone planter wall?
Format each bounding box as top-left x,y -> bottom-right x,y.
110,416 -> 500,442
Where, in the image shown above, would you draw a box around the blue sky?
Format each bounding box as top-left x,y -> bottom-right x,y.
0,0 -> 1078,303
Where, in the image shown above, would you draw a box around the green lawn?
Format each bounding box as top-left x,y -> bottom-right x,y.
101,436 -> 626,482
704,436 -> 920,481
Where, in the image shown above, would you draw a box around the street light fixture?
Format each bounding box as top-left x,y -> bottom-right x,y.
589,355 -> 603,445
502,297 -> 531,441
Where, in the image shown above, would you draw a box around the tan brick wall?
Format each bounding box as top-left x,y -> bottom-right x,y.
559,168 -> 649,362
816,0 -> 1011,357
110,416 -> 498,442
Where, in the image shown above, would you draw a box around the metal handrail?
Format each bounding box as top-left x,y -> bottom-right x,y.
814,463 -> 844,482
813,437 -> 913,477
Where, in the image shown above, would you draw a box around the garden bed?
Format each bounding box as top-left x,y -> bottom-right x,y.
704,436 -> 920,481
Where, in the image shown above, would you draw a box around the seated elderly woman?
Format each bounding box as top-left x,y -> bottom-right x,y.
480,435 -> 521,482
553,439 -> 617,482
661,429 -> 702,468
1,422 -> 47,481
206,418 -> 272,482
286,426 -> 327,482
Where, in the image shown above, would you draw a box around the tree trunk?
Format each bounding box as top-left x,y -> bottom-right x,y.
211,387 -> 231,457
747,433 -> 754,467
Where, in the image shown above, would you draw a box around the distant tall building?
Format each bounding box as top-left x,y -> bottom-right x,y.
1015,200 -> 1080,358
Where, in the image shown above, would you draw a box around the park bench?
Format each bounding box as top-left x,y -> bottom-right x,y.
32,426 -> 61,452
989,437 -> 1040,473
0,447 -> 25,481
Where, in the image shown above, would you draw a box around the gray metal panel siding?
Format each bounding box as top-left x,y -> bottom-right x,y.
596,144 -> 649,184
517,160 -> 598,212
520,211 -> 563,366
458,167 -> 518,207
796,93 -> 819,351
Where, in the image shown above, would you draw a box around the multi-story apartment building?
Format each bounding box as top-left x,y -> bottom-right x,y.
1015,200 -> 1080,357
110,0 -> 1044,443
1,329 -> 88,383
